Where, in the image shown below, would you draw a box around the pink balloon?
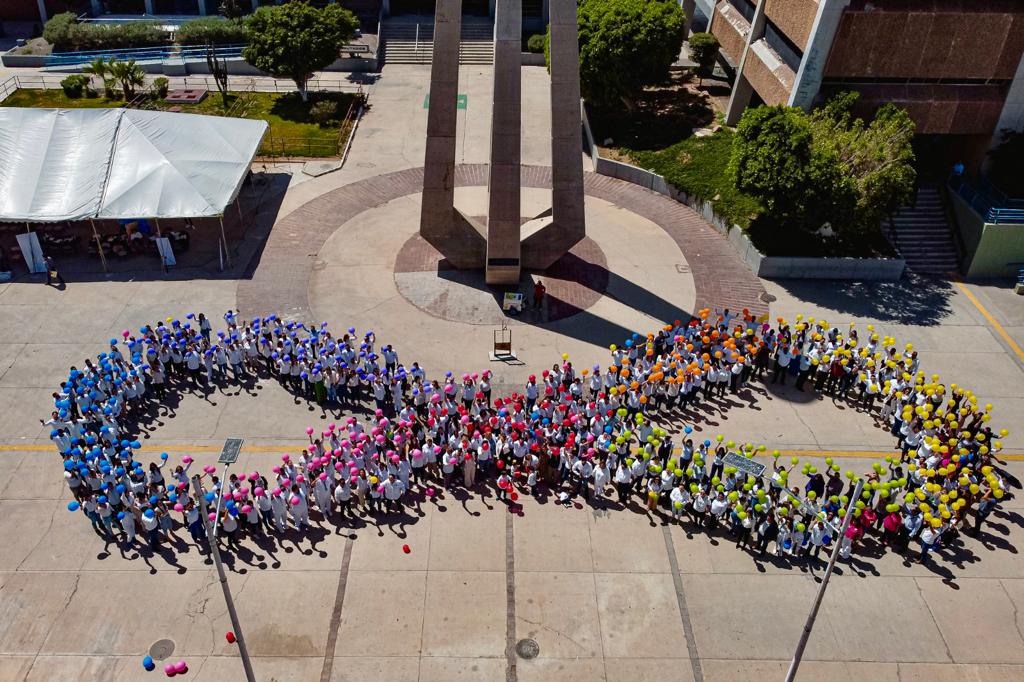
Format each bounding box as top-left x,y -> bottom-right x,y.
390,454 -> 400,464
290,496 -> 300,506
305,427 -> 314,435
272,487 -> 282,496
426,488 -> 435,497
254,487 -> 264,496
174,661 -> 187,673
296,474 -> 306,483
239,487 -> 249,496
164,663 -> 176,675
377,484 -> 385,494
203,465 -> 215,474
232,492 -> 242,501
272,465 -> 281,474
328,422 -> 336,431
240,505 -> 252,514
173,503 -> 184,512
122,329 -> 130,338
319,472 -> 328,481
335,462 -> 344,471
249,473 -> 259,481
223,492 -> 232,501
281,454 -> 290,462
182,456 -> 193,464
350,476 -> 358,484
281,478 -> 290,486
208,512 -> 216,521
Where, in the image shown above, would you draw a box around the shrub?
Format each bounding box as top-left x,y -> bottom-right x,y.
42,12 -> 166,52
688,32 -> 719,80
153,76 -> 169,98
310,100 -> 338,125
103,78 -> 121,99
526,34 -> 545,54
176,17 -> 247,46
43,12 -> 77,52
60,74 -> 90,98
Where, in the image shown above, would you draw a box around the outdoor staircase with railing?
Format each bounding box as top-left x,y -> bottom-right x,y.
887,183 -> 960,275
379,18 -> 494,65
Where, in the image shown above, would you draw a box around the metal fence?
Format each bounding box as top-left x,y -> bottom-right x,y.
0,73 -> 366,100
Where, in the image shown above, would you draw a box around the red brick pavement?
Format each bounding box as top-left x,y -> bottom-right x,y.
236,165 -> 769,322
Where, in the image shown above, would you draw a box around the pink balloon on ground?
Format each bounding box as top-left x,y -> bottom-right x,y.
174,661 -> 187,673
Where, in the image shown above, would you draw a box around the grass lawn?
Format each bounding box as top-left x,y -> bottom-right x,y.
1,88 -> 358,158
630,129 -> 761,230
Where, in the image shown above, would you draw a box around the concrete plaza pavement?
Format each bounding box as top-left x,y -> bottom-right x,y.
1,63 -> 1024,681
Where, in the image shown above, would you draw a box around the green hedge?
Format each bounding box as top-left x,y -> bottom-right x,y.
176,17 -> 247,46
43,12 -> 167,52
630,129 -> 761,229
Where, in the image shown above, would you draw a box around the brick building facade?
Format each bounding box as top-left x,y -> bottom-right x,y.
707,0 -> 1024,172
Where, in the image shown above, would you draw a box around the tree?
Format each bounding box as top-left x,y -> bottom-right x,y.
243,3 -> 358,102
206,41 -> 231,108
572,0 -> 686,110
808,92 -> 916,233
82,57 -> 113,91
729,105 -> 817,219
109,59 -> 146,100
729,94 -> 916,236
688,32 -> 719,85
219,0 -> 245,20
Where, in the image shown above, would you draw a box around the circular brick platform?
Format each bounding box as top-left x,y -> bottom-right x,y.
393,233 -> 609,324
237,164 -> 768,323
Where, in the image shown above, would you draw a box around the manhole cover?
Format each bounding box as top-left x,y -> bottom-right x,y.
759,292 -> 777,303
516,638 -> 540,659
149,639 -> 176,661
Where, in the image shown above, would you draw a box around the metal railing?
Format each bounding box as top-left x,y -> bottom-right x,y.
949,173 -> 1024,225
0,73 -> 365,97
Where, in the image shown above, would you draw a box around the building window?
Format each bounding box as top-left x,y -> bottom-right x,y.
764,20 -> 802,74
726,0 -> 756,24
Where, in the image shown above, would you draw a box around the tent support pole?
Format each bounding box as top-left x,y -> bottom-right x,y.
90,219 -> 108,273
154,218 -> 166,272
236,197 -> 244,226
24,222 -> 30,234
219,216 -> 232,268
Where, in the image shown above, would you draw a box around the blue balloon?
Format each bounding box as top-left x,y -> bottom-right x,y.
143,656 -> 155,671
149,495 -> 159,505
684,426 -> 693,434
160,453 -> 168,460
117,511 -> 126,520
703,439 -> 711,447
116,484 -> 126,494
67,501 -> 80,512
205,492 -> 215,503
131,441 -> 141,449
143,509 -> 155,518
98,495 -> 108,504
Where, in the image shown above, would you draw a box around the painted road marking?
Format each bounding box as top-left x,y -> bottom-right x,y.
954,280 -> 1024,365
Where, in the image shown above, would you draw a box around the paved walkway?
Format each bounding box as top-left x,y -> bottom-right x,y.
237,164 -> 768,322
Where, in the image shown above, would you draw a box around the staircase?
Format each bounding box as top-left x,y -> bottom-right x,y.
379,19 -> 494,65
888,184 -> 960,275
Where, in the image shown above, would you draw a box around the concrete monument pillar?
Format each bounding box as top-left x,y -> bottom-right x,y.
485,0 -> 523,284
420,0 -> 487,267
522,0 -> 585,269
787,0 -> 851,110
724,0 -> 767,125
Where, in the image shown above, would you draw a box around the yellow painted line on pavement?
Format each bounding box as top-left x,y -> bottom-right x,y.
6,443 -> 1024,460
953,279 -> 1024,364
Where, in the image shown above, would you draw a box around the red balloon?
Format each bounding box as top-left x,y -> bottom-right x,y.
510,492 -> 519,501
402,544 -> 411,554
225,631 -> 236,644
496,460 -> 505,469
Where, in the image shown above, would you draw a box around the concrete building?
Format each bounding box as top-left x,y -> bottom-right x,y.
707,0 -> 1024,172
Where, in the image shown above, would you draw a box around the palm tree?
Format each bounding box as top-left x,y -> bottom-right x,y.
81,57 -> 112,93
109,59 -> 146,100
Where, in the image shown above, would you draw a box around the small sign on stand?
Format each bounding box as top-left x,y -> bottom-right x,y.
490,323 -> 516,361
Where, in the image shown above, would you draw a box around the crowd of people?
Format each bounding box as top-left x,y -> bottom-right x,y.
49,308 -> 1013,568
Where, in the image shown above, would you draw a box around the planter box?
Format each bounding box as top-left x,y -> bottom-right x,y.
1,53 -> 47,68
580,101 -> 906,281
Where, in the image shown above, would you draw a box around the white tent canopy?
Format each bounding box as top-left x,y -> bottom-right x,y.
0,108 -> 268,223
